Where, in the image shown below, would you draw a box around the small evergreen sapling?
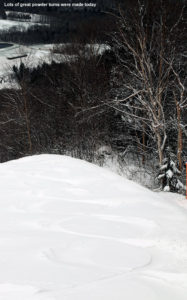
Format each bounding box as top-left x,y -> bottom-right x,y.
158,156 -> 184,193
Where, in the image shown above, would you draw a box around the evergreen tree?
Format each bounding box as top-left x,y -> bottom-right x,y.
157,149 -> 185,193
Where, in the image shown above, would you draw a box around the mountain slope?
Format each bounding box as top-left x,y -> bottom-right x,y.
0,154 -> 186,300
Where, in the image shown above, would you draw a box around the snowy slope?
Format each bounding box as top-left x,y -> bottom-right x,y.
0,154 -> 186,300
0,19 -> 36,31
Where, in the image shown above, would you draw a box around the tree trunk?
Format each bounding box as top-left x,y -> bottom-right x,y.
142,123 -> 146,165
175,95 -> 183,171
22,85 -> 32,154
156,131 -> 163,165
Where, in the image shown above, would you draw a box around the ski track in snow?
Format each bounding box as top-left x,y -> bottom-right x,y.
0,154 -> 186,300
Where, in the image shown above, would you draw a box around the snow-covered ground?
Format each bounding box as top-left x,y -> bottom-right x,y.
0,18 -> 46,32
0,19 -> 33,31
0,154 -> 186,300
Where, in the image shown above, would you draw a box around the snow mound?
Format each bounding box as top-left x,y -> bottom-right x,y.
0,154 -> 186,300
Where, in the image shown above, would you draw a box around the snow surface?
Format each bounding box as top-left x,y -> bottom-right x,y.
0,19 -> 44,31
0,154 -> 186,300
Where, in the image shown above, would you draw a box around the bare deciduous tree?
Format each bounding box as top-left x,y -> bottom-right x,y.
109,0 -> 186,168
